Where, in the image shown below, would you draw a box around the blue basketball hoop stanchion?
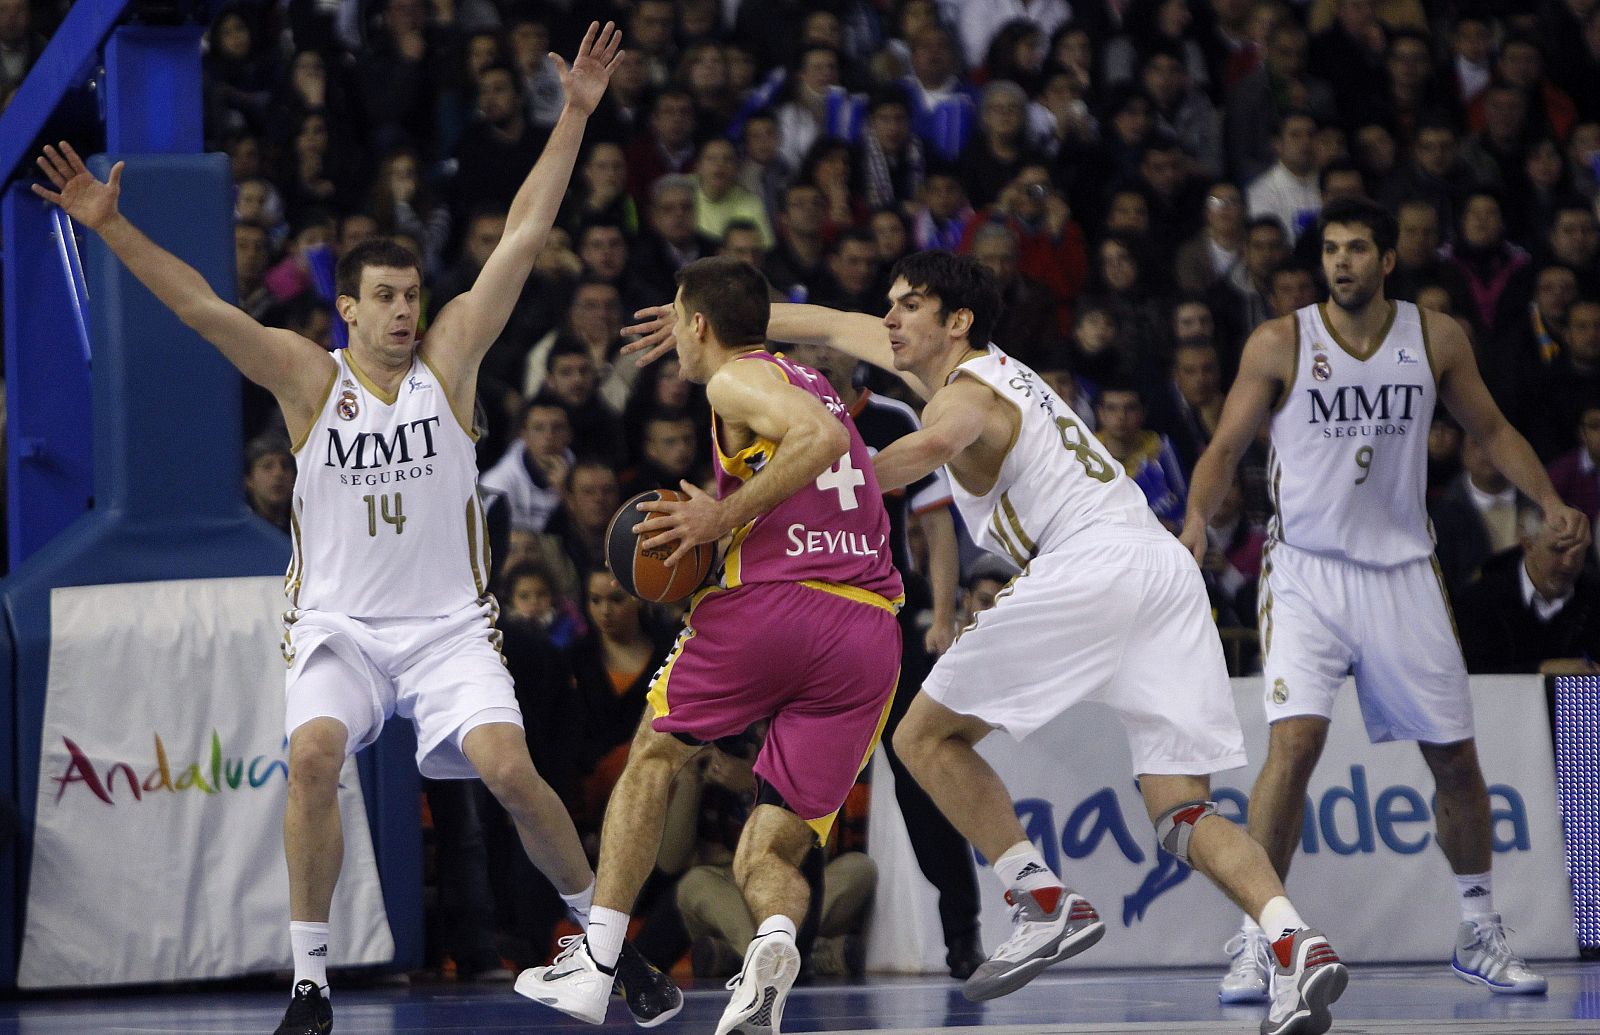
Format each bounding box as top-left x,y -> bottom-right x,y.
0,3 -> 422,987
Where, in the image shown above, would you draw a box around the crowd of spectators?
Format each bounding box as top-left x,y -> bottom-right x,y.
7,0 -> 1600,983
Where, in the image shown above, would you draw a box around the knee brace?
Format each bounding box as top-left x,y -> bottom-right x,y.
1154,800 -> 1219,865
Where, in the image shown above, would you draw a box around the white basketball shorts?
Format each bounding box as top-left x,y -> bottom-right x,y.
1257,541 -> 1472,744
283,596 -> 522,779
923,528 -> 1247,776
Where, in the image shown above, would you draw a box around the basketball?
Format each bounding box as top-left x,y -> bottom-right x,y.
605,489 -> 715,603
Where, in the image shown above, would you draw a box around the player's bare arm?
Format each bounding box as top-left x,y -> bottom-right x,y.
424,20 -> 622,407
32,142 -> 334,443
917,503 -> 960,655
635,358 -> 849,564
622,302 -> 933,398
873,377 -> 991,490
1426,308 -> 1590,551
768,303 -> 933,398
1179,315 -> 1296,562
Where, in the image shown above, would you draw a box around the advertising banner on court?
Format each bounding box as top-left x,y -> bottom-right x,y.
867,675 -> 1575,971
19,578 -> 394,988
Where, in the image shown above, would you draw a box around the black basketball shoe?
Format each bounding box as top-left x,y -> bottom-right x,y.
614,941 -> 684,1027
273,980 -> 332,1035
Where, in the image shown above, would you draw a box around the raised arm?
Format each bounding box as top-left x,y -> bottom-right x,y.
1178,315 -> 1294,562
622,300 -> 932,398
425,21 -> 622,385
32,143 -> 334,432
1429,309 -> 1590,551
768,303 -> 932,397
633,359 -> 849,564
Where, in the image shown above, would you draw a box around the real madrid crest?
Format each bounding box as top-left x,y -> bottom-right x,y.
337,389 -> 360,421
1311,352 -> 1332,382
1272,677 -> 1289,705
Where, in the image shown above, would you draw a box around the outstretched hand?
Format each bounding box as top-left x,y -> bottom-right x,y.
553,20 -> 623,118
32,142 -> 123,231
620,303 -> 679,367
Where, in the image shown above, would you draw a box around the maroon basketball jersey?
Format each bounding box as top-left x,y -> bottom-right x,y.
711,352 -> 903,606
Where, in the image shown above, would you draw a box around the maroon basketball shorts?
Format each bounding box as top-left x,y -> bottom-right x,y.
648,580 -> 901,839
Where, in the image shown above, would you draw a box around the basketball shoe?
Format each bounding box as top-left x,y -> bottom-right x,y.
1451,913 -> 1547,994
1260,927 -> 1347,1035
614,941 -> 685,1026
272,980 -> 331,1035
514,934 -> 611,1025
713,930 -> 801,1035
961,887 -> 1104,1002
1219,926 -> 1272,1003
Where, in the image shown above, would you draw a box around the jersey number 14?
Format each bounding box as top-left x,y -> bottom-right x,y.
362,492 -> 406,535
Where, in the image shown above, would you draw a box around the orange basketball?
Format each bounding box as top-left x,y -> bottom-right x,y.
604,489 -> 715,603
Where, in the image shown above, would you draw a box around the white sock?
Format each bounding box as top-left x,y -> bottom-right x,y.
1240,913 -> 1261,935
755,915 -> 798,942
992,841 -> 1059,893
1455,871 -> 1494,921
586,905 -> 628,972
1257,897 -> 1305,942
561,881 -> 595,931
289,921 -> 330,995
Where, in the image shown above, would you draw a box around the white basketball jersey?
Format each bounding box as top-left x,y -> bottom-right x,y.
288,349 -> 490,618
947,346 -> 1159,567
1267,302 -> 1436,567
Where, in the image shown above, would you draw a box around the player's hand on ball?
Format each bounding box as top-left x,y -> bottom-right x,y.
634,480 -> 727,566
621,304 -> 678,366
33,142 -> 122,230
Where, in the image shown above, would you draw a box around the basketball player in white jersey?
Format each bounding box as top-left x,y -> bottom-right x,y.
32,24 -> 681,1035
627,250 -> 1349,1035
1180,197 -> 1589,1003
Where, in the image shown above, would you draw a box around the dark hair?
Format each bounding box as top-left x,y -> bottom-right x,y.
830,226 -> 878,256
1276,109 -> 1318,135
866,87 -> 911,117
335,238 -> 421,298
478,61 -> 522,95
576,219 -> 627,249
1318,157 -> 1365,194
676,255 -> 772,346
649,86 -> 695,115
721,218 -> 762,239
501,560 -> 557,597
523,392 -> 569,421
290,205 -> 336,239
1268,261 -> 1316,289
1247,214 -> 1288,238
1550,199 -> 1597,228
246,432 -> 293,468
1095,380 -> 1144,405
1316,196 -> 1397,254
547,335 -> 595,372
888,250 -> 1003,346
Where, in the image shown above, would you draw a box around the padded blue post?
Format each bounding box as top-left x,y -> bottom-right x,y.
1,187 -> 95,571
361,725 -> 425,971
0,154 -> 290,988
103,27 -> 204,154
